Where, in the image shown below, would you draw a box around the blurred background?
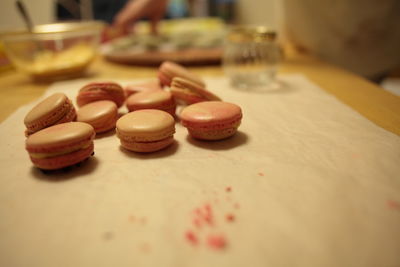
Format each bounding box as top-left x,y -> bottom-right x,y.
0,0 -> 399,94
0,0 -> 280,29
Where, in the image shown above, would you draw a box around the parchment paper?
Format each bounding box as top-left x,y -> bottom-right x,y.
0,75 -> 399,267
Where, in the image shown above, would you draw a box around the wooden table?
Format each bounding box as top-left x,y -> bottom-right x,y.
1,49 -> 399,136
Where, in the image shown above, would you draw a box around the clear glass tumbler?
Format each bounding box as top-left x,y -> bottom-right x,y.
223,26 -> 282,89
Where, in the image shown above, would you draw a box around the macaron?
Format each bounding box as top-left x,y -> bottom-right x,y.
126,90 -> 176,116
124,80 -> 162,97
77,100 -> 118,133
170,77 -> 221,105
25,122 -> 95,170
158,61 -> 205,88
24,93 -> 76,136
77,82 -> 125,107
116,109 -> 175,153
180,101 -> 242,140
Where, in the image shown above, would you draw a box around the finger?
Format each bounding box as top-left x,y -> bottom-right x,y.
149,0 -> 168,34
113,0 -> 148,28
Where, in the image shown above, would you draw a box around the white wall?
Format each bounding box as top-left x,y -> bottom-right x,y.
0,0 -> 54,30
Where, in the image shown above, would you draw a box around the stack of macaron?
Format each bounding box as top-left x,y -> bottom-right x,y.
23,60 -> 243,171
155,61 -> 242,141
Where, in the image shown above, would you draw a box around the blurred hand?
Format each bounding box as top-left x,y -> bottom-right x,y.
114,0 -> 168,34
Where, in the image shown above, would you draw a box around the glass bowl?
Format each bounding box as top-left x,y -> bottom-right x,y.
0,21 -> 104,81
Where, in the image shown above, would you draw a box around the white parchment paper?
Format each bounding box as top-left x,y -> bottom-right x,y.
0,75 -> 399,267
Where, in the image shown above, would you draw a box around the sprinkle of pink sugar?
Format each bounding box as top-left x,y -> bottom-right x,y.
226,213 -> 235,222
140,217 -> 147,225
225,186 -> 232,192
185,230 -> 199,245
207,234 -> 227,250
387,200 -> 400,211
258,172 -> 265,177
139,242 -> 151,253
128,215 -> 136,223
203,204 -> 214,225
233,203 -> 240,209
194,207 -> 202,216
193,218 -> 202,229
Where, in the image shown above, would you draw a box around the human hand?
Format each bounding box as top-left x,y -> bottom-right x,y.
113,0 -> 168,34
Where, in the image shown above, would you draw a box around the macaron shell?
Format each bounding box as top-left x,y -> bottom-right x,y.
29,143 -> 94,170
157,71 -> 173,87
77,100 -> 118,133
124,81 -> 162,97
77,82 -> 125,107
180,101 -> 242,127
26,122 -> 95,154
120,136 -> 174,153
180,101 -> 242,140
171,77 -> 221,103
24,93 -> 76,135
116,109 -> 175,142
170,88 -> 206,105
159,61 -> 205,87
126,90 -> 176,115
185,122 -> 241,140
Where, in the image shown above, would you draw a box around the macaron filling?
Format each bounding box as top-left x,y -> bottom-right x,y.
28,142 -> 93,159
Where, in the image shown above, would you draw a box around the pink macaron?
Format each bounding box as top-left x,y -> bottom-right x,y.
25,122 -> 95,170
170,77 -> 221,105
124,80 -> 162,97
116,109 -> 175,153
24,93 -> 76,136
77,100 -> 118,134
77,82 -> 125,107
180,101 -> 242,140
126,90 -> 176,116
158,61 -> 205,88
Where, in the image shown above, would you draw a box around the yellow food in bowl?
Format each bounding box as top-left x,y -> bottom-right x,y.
11,43 -> 95,80
0,21 -> 103,81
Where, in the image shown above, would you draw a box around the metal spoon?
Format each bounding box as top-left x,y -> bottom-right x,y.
15,0 -> 34,32
15,0 -> 45,51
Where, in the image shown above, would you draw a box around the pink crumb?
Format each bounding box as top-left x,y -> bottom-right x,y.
139,242 -> 151,253
233,203 -> 240,209
194,207 -> 203,216
258,172 -> 265,177
139,217 -> 147,225
226,213 -> 235,222
387,200 -> 400,211
193,218 -> 203,229
203,204 -> 214,225
225,186 -> 232,192
204,204 -> 212,213
207,234 -> 227,250
128,215 -> 136,223
185,230 -> 199,245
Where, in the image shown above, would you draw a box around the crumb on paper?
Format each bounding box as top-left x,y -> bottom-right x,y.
207,234 -> 227,250
128,215 -> 136,222
139,242 -> 152,253
226,213 -> 235,222
387,199 -> 400,211
185,230 -> 199,245
102,231 -> 114,241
